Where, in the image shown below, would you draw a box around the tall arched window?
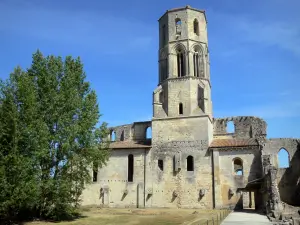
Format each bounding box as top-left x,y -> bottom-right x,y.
93,162 -> 98,182
120,130 -> 125,141
162,25 -> 166,45
193,46 -> 204,77
175,18 -> 182,35
160,51 -> 168,82
198,86 -> 205,112
227,121 -> 235,133
128,154 -> 134,182
233,158 -> 243,175
179,103 -> 183,115
177,50 -> 185,77
187,155 -> 194,171
193,19 -> 199,36
146,126 -> 152,139
278,148 -> 289,168
111,130 -> 116,141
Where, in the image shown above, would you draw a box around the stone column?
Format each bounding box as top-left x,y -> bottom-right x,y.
188,51 -> 194,77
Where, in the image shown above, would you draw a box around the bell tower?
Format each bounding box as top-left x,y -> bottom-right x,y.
152,5 -> 213,144
153,5 -> 212,119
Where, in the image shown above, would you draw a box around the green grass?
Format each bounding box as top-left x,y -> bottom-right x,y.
25,207 -> 229,225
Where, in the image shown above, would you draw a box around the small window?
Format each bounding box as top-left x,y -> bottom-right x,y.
93,162 -> 98,182
128,154 -> 134,182
193,19 -> 199,35
158,159 -> 164,171
175,18 -> 182,35
278,148 -> 289,168
146,126 -> 152,139
233,158 -> 243,175
227,121 -> 235,133
187,155 -> 194,171
175,18 -> 182,25
111,130 -> 116,141
162,25 -> 166,44
179,103 -> 183,115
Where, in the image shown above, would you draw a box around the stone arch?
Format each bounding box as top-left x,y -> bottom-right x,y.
172,43 -> 186,78
277,148 -> 290,168
233,157 -> 243,175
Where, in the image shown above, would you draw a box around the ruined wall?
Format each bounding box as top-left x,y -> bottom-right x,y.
213,116 -> 267,139
109,121 -> 151,142
81,149 -> 149,207
213,148 -> 262,209
263,138 -> 300,205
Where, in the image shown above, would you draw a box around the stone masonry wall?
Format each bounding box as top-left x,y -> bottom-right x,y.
214,148 -> 262,209
81,149 -> 148,207
263,138 -> 300,205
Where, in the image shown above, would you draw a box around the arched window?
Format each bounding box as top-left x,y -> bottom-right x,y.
93,162 -> 98,182
179,103 -> 183,115
175,18 -> 182,35
160,51 -> 168,82
158,159 -> 164,171
278,148 -> 289,168
162,25 -> 166,45
111,130 -> 116,141
159,91 -> 164,103
177,50 -> 185,77
187,155 -> 194,171
120,130 -> 125,141
198,86 -> 205,112
193,46 -> 204,77
146,126 -> 152,139
227,121 -> 235,133
233,158 -> 243,175
128,154 -> 134,182
193,19 -> 199,35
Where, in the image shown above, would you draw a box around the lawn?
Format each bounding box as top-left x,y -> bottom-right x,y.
25,207 -> 230,225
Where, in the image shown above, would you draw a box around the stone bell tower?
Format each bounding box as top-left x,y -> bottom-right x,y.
153,5 -> 212,120
152,5 -> 213,144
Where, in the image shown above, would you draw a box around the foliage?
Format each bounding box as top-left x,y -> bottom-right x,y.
0,50 -> 110,222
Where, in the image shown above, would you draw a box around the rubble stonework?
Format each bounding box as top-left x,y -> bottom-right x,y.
80,5 -> 300,224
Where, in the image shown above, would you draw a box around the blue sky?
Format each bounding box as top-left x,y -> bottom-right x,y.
0,0 -> 299,140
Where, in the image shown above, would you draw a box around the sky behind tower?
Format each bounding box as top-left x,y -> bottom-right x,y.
0,0 -> 299,143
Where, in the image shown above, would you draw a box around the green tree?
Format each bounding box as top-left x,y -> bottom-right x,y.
0,50 -> 110,222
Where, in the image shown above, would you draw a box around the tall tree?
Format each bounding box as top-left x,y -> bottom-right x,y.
0,50 -> 110,221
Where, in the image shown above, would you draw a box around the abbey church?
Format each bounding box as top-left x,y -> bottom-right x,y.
81,6 -> 300,215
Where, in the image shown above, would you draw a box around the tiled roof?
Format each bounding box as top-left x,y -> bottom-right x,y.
109,140 -> 151,149
209,138 -> 259,148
